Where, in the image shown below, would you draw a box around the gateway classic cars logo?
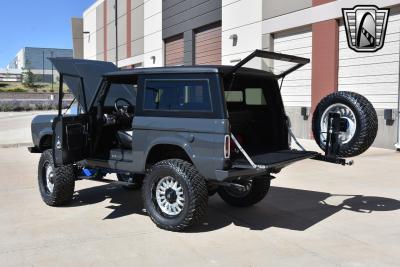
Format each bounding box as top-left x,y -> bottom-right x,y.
342,5 -> 390,52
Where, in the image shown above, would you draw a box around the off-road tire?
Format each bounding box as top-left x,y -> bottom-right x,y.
312,91 -> 378,157
142,159 -> 208,231
38,149 -> 76,206
218,177 -> 270,207
117,173 -> 144,190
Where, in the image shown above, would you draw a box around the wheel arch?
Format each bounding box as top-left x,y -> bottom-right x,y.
145,143 -> 193,168
39,134 -> 53,151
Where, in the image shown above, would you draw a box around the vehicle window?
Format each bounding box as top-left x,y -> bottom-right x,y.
144,80 -> 212,112
245,88 -> 266,105
104,84 -> 137,107
225,91 -> 243,102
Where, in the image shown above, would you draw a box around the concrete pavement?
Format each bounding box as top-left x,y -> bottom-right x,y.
0,111 -> 56,147
0,141 -> 399,267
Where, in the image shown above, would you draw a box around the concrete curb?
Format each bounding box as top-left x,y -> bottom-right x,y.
0,142 -> 33,148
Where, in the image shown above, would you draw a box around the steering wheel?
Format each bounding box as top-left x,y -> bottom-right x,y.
114,98 -> 133,116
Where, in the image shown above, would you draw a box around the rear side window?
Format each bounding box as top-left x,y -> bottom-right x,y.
224,88 -> 267,106
225,91 -> 243,102
245,88 -> 266,105
144,79 -> 212,112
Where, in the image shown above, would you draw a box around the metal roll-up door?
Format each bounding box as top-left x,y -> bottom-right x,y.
338,13 -> 400,110
273,28 -> 313,107
195,23 -> 222,65
165,34 -> 184,66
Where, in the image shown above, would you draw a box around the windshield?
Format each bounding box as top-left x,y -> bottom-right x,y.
103,83 -> 137,107
63,98 -> 83,115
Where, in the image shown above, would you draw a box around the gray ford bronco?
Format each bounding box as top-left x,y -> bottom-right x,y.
29,50 -> 378,231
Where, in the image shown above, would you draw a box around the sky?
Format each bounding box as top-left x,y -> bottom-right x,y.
0,0 -> 94,68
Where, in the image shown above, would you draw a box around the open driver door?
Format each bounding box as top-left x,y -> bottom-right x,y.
49,58 -> 118,166
52,74 -> 91,166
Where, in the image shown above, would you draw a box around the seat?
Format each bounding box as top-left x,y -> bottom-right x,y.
117,131 -> 133,149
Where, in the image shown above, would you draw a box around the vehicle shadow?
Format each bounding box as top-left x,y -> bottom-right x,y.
69,184 -> 146,219
68,184 -> 400,232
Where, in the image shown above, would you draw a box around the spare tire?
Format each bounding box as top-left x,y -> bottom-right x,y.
312,91 -> 378,157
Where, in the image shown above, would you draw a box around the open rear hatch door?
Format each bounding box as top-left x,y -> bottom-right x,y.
228,49 -> 310,79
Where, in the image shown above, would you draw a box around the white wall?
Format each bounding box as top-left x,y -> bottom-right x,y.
262,0 -> 400,35
274,28 -> 312,107
83,1 -> 100,60
222,0 -> 263,67
338,13 -> 400,109
143,0 -> 163,67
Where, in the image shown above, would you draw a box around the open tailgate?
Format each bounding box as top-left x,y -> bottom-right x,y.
232,150 -> 319,169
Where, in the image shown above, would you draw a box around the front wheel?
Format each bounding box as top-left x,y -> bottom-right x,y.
38,149 -> 76,206
218,177 -> 270,207
142,159 -> 208,231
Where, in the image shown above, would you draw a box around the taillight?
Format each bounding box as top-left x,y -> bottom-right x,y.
224,135 -> 231,159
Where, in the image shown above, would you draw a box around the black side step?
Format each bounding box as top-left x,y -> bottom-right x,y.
77,177 -> 136,187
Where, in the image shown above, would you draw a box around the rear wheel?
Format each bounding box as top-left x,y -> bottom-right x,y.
218,177 -> 270,207
312,91 -> 378,157
38,149 -> 76,206
142,159 -> 208,231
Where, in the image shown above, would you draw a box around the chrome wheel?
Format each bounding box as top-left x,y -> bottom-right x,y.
155,176 -> 185,216
320,103 -> 357,145
45,163 -> 55,193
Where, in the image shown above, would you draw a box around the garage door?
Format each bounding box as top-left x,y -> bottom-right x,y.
165,34 -> 184,66
338,13 -> 400,109
273,28 -> 313,107
195,23 -> 221,65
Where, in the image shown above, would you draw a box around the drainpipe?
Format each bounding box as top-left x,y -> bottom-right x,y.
396,33 -> 400,151
396,76 -> 400,150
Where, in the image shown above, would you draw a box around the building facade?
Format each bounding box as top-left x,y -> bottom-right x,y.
81,0 -> 400,150
6,47 -> 73,83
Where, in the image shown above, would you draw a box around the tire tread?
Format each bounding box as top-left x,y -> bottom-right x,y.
38,150 -> 75,206
143,159 -> 208,231
312,91 -> 378,157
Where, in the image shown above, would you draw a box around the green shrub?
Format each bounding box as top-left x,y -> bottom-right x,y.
0,103 -> 12,112
9,88 -> 27,93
